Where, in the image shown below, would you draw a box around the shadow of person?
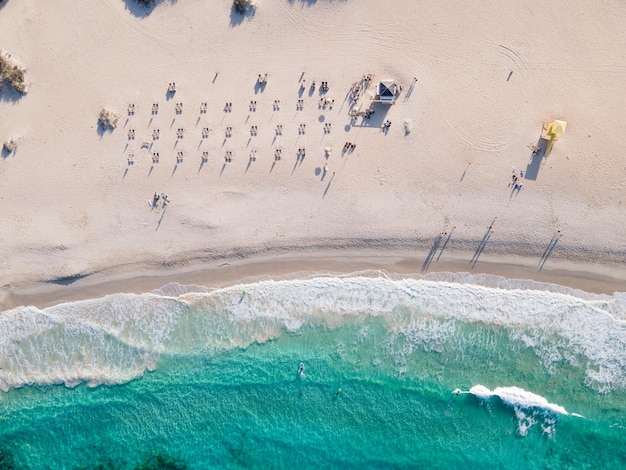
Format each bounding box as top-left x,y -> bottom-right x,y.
155,206 -> 167,231
322,173 -> 335,198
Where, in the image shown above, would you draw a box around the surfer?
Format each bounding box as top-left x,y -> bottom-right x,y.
334,387 -> 342,398
298,362 -> 305,375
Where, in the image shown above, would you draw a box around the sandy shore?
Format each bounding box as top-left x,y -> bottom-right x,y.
1,0 -> 625,311
3,246 -> 625,311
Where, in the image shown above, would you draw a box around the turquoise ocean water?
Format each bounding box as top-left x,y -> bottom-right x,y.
1,275 -> 625,469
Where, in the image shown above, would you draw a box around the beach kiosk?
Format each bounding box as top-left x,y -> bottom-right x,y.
544,119 -> 567,156
370,79 -> 398,104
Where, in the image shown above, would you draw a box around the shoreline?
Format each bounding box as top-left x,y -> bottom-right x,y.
2,245 -> 624,311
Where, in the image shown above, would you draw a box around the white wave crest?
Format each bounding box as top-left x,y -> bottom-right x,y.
0,275 -> 624,393
467,384 -> 574,437
469,384 -> 569,415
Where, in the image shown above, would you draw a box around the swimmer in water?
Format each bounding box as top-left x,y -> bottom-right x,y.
335,387 -> 342,397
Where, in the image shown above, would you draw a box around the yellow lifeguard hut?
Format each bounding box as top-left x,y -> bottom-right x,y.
544,120 -> 567,156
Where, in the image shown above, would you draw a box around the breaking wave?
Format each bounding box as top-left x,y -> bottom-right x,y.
1,275 -> 625,393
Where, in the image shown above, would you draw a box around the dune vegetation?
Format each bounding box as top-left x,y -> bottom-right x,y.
0,54 -> 27,93
97,108 -> 120,131
233,0 -> 256,15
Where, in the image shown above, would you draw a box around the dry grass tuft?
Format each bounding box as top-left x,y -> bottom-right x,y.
0,55 -> 27,94
3,139 -> 17,154
98,108 -> 120,131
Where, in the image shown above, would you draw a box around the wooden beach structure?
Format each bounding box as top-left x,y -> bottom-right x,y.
368,79 -> 399,104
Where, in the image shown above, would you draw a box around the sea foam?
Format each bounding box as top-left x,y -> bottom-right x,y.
0,275 -> 624,393
467,384 -> 574,437
469,384 -> 569,415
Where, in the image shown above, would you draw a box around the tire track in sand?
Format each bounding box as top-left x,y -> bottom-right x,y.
423,40 -> 534,153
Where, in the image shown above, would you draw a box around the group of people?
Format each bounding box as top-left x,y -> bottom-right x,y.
319,97 -> 334,109
138,73 -> 394,178
343,142 -> 356,152
511,172 -> 524,192
152,192 -> 170,209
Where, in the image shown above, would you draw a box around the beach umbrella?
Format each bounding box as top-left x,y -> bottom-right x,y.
547,120 -> 567,139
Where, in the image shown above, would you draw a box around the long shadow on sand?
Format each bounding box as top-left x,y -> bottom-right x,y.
538,233 -> 562,271
123,0 -> 175,18
524,137 -> 549,181
0,85 -> 25,104
287,0 -> 320,5
96,124 -> 115,138
230,3 -> 255,27
422,226 -> 454,272
422,231 -> 445,273
349,102 -> 390,129
45,273 -> 90,286
470,219 -> 497,268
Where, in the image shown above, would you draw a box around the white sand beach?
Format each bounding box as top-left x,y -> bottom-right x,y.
1,0 -> 625,309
